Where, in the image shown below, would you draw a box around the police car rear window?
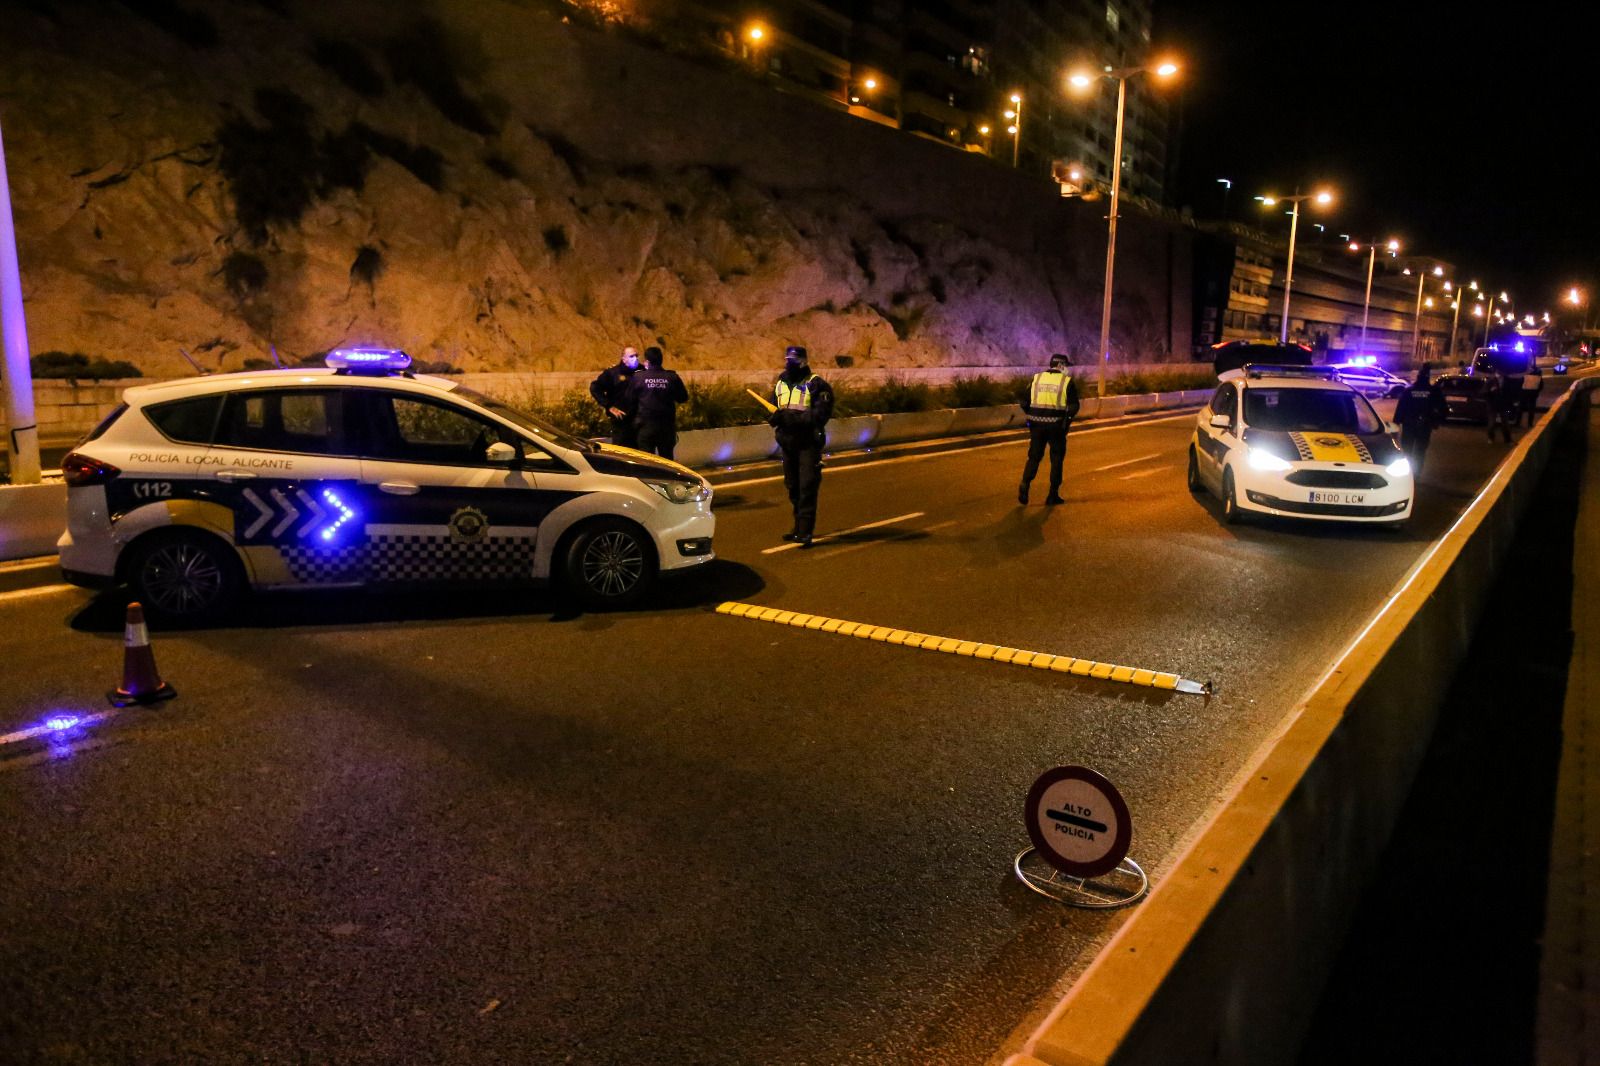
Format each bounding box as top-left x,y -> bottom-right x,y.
144,395 -> 222,444
84,402 -> 130,443
216,390 -> 352,455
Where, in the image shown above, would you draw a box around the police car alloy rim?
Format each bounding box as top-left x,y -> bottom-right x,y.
580,530 -> 645,597
140,541 -> 226,614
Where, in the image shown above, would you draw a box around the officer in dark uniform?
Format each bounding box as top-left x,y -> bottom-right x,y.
1394,363 -> 1447,475
769,345 -> 833,547
626,346 -> 689,459
1017,352 -> 1081,505
590,345 -> 641,447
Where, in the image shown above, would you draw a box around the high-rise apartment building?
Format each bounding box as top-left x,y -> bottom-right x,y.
658,1 -> 1171,201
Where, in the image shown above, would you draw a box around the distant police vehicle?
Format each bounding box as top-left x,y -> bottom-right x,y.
57,348 -> 715,618
1187,364 -> 1414,526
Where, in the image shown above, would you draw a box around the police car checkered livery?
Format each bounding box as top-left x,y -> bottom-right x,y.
1187,364 -> 1414,526
57,348 -> 715,618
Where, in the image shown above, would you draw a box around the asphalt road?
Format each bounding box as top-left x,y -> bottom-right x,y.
0,388 -> 1578,1065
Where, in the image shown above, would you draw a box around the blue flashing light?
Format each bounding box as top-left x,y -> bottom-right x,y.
319,488 -> 357,542
325,347 -> 412,373
1514,341 -> 1526,353
44,714 -> 82,732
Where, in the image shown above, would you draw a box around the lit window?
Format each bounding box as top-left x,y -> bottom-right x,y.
1105,2 -> 1119,30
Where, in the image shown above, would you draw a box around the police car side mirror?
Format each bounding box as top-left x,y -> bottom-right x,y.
485,441 -> 518,464
1383,421 -> 1399,435
1209,414 -> 1232,430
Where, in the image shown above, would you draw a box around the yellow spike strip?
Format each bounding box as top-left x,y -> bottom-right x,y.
713,602 -> 1210,695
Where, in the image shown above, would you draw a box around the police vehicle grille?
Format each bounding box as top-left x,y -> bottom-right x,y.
1284,470 -> 1387,489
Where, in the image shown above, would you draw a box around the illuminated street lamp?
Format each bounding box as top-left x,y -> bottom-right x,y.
1068,59 -> 1181,396
1399,262 -> 1445,361
1480,289 -> 1511,346
1258,188 -> 1334,344
849,73 -> 879,106
1443,278 -> 1477,363
1001,93 -> 1023,167
1348,237 -> 1400,358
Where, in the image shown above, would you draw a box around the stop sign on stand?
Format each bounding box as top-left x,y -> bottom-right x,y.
1017,765 -> 1148,908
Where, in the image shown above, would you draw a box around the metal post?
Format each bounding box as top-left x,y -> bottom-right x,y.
1096,76 -> 1128,398
1358,244 -> 1376,358
1279,199 -> 1301,344
0,114 -> 40,486
1410,272 -> 1426,362
1482,296 -> 1493,347
1012,98 -> 1021,168
1447,290 -> 1463,365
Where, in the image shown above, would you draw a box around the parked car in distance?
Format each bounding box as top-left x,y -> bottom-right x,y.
1329,363 -> 1409,399
1437,372 -> 1491,423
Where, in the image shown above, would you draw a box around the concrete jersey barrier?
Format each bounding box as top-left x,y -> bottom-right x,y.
1007,376 -> 1598,1066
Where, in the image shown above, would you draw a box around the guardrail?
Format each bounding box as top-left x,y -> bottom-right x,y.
1006,376 -> 1598,1066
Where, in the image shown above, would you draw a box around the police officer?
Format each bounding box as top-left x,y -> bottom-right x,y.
769,345 -> 833,546
1519,361 -> 1544,426
627,346 -> 689,459
1394,363 -> 1447,475
590,345 -> 641,447
1017,352 -> 1080,505
1487,370 -> 1518,444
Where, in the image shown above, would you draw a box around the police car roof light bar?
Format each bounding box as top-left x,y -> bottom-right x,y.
1242,364 -> 1340,380
326,347 -> 413,375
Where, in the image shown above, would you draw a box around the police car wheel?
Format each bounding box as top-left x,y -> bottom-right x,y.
1222,468 -> 1244,525
564,519 -> 656,607
1186,447 -> 1202,494
128,531 -> 244,621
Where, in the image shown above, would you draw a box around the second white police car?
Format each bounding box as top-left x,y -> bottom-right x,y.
57,348 -> 715,618
1187,364 -> 1414,526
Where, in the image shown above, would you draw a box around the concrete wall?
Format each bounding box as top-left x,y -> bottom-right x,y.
4,365 -> 1215,442
1009,377 -> 1598,1066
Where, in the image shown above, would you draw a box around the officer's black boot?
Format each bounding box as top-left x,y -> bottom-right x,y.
1044,485 -> 1064,505
1017,483 -> 1029,505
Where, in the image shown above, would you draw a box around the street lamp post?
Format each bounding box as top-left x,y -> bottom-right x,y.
1402,263 -> 1444,362
1259,188 -> 1334,344
1069,60 -> 1180,397
1444,279 -> 1476,364
1003,93 -> 1022,167
1348,237 -> 1400,358
1217,177 -> 1232,221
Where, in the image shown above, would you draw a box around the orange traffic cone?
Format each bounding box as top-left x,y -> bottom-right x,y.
107,602 -> 177,707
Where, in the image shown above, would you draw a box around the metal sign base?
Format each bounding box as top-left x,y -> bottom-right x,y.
1014,847 -> 1148,909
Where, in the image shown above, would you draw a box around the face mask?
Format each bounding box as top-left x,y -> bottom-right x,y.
622,354 -> 639,369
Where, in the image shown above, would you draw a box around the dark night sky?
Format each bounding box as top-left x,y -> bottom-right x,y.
1153,1 -> 1599,310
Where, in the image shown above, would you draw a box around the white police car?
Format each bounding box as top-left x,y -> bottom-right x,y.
1186,364 -> 1414,526
57,348 -> 715,618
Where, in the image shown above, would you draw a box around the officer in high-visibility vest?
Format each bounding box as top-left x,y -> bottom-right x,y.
769,345 -> 834,546
1017,352 -> 1081,505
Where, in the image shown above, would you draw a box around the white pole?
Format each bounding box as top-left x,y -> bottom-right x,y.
1096,75 -> 1127,399
1279,199 -> 1300,344
1358,245 -> 1376,357
0,114 -> 39,485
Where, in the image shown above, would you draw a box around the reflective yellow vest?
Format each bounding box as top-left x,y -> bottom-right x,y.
1029,370 -> 1072,410
775,375 -> 817,411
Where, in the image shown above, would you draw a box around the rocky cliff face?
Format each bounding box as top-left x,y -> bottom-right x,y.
0,0 -> 1151,376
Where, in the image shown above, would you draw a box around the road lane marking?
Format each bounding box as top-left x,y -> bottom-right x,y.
714,412 -> 1197,489
1091,452 -> 1161,473
0,584 -> 77,604
1117,465 -> 1174,481
760,511 -> 925,554
810,519 -> 959,560
714,601 -> 1210,694
0,556 -> 58,574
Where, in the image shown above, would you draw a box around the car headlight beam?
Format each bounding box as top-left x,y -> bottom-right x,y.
1247,447 -> 1294,473
1385,457 -> 1412,478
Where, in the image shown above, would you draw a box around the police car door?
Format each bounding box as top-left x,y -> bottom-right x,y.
352,390 -> 557,583
1198,382 -> 1237,484
207,387 -> 368,587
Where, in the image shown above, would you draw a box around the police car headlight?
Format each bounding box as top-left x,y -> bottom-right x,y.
1386,457 -> 1412,478
645,479 -> 707,504
1247,447 -> 1294,473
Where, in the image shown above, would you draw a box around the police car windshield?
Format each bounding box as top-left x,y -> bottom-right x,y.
452,386 -> 597,451
1244,388 -> 1383,434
